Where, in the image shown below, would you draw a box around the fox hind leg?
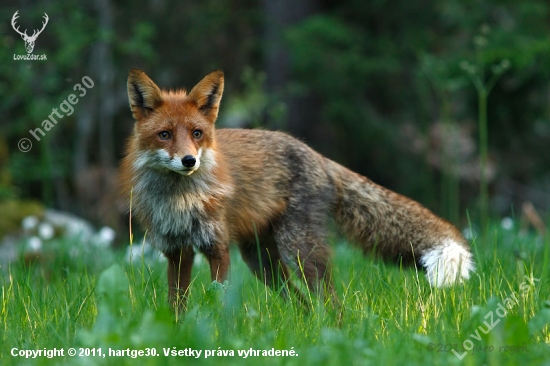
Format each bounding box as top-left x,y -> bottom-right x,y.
273,212 -> 338,307
239,235 -> 308,304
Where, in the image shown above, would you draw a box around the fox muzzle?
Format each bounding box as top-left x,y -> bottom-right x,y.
182,155 -> 197,168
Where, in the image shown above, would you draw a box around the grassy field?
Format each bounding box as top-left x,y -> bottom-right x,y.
1,220 -> 549,365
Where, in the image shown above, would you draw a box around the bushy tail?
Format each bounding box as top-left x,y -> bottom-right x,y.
327,160 -> 474,286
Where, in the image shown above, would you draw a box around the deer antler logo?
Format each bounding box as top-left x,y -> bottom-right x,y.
11,11 -> 49,54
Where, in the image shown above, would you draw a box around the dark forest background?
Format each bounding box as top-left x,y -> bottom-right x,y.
1,0 -> 549,239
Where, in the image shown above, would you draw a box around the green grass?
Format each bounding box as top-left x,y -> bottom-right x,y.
1,222 -> 549,365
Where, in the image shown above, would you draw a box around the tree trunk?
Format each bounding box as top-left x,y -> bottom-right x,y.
262,0 -> 319,140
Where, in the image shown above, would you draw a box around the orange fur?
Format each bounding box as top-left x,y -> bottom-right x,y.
119,69 -> 474,310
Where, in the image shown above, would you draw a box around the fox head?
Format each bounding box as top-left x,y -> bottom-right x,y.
127,69 -> 224,176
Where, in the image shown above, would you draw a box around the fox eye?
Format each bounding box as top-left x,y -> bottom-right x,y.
193,130 -> 202,139
158,131 -> 171,140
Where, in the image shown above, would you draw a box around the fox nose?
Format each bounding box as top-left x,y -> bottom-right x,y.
181,155 -> 196,168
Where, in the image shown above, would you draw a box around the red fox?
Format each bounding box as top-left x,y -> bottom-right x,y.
120,69 -> 474,308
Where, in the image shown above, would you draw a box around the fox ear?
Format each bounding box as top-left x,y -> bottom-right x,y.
187,70 -> 224,122
127,68 -> 162,120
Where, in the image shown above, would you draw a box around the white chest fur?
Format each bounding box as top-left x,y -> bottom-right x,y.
132,168 -> 227,253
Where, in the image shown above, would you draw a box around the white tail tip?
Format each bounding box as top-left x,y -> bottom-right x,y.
419,239 -> 475,287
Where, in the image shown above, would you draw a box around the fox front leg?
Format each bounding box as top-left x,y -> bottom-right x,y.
202,243 -> 230,284
166,246 -> 195,310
